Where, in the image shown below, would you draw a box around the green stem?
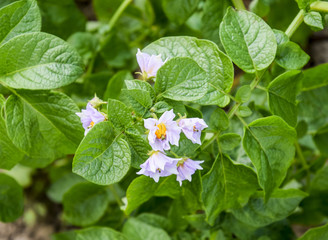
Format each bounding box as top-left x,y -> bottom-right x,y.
295,141 -> 310,187
108,0 -> 132,32
109,185 -> 123,206
201,132 -> 220,151
169,150 -> 180,158
285,10 -> 305,38
310,1 -> 328,12
232,0 -> 246,10
227,102 -> 241,119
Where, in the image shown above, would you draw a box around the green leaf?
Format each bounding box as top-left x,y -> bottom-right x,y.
162,0 -> 199,25
125,80 -> 155,100
0,173 -> 24,222
268,70 -> 303,126
120,89 -> 152,116
107,99 -> 133,130
63,182 -> 109,226
202,154 -> 259,225
201,0 -> 231,47
76,227 -> 127,240
143,36 -> 234,106
273,29 -> 289,45
236,85 -> 252,103
0,103 -> 24,169
295,0 -> 316,10
219,133 -> 241,151
304,11 -> 324,31
47,173 -> 85,203
220,7 -> 277,73
125,128 -> 152,169
37,0 -> 86,40
231,189 -> 307,227
73,122 -> 131,185
103,70 -> 133,100
5,91 -> 84,155
123,218 -> 170,240
0,0 -> 41,45
155,57 -> 207,102
238,105 -> 252,117
313,124 -> 328,155
170,134 -> 202,157
243,116 -> 297,200
209,108 -> 229,131
151,101 -> 172,114
250,0 -> 270,17
276,41 -> 310,70
301,63 -> 328,91
0,32 -> 84,89
299,224 -> 328,240
125,175 -> 180,215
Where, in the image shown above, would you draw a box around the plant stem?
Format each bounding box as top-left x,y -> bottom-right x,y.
109,185 -> 123,206
310,1 -> 328,12
169,150 -> 180,158
285,10 -> 305,38
202,132 -> 220,150
227,102 -> 241,119
232,0 -> 246,10
295,141 -> 310,187
108,0 -> 132,32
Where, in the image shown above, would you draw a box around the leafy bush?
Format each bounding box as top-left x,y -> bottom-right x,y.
0,0 -> 328,239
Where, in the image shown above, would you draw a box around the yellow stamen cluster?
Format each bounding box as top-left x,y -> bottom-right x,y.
155,123 -> 167,140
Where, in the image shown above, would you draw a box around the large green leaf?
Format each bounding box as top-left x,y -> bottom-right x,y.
73,121 -> 131,185
302,63 -> 328,91
107,99 -> 133,130
0,173 -> 24,222
155,57 -> 207,101
299,224 -> 328,240
76,227 -> 127,240
220,7 -> 277,73
0,32 -> 84,89
276,41 -> 310,70
123,218 -> 170,240
0,0 -> 41,45
243,116 -> 296,200
120,89 -> 152,117
0,97 -> 24,169
5,91 -> 84,155
162,0 -> 199,25
143,36 -> 233,106
268,70 -> 302,126
202,154 -> 259,225
125,175 -> 180,215
63,182 -> 109,226
231,189 -> 307,227
125,80 -> 155,101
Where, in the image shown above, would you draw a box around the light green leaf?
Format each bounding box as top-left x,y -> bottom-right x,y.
268,70 -> 302,126
219,133 -> 241,151
220,7 -> 277,73
243,116 -> 297,200
302,63 -> 328,91
304,11 -> 324,31
123,218 -> 170,240
76,227 -> 127,240
143,36 -> 234,106
107,99 -> 133,130
151,101 -> 172,114
73,121 -> 131,185
202,154 -> 259,225
47,173 -> 85,203
299,224 -> 328,240
162,0 -> 199,25
231,189 -> 307,227
236,85 -> 251,103
125,175 -> 180,215
63,182 -> 109,226
125,128 -> 151,169
276,41 -> 310,70
209,108 -> 229,131
120,89 -> 152,116
0,173 -> 24,222
103,70 -> 133,100
155,57 -> 207,102
238,105 -> 252,117
5,91 -> 84,155
273,29 -> 289,45
125,80 -> 155,100
0,32 -> 84,89
0,0 -> 41,45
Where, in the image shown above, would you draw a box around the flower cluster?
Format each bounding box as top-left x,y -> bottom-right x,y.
138,109 -> 207,186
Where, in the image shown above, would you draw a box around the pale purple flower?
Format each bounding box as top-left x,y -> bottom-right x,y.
176,159 -> 204,186
136,49 -> 166,79
144,110 -> 181,151
178,118 -> 208,144
137,151 -> 180,182
76,103 -> 105,135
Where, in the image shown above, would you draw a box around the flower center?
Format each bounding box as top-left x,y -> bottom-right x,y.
90,121 -> 95,127
155,123 -> 167,140
193,125 -> 199,132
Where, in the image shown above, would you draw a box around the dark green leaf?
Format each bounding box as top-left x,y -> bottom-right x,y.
299,224 -> 328,240
276,42 -> 310,70
301,63 -> 328,91
219,133 -> 241,151
125,80 -> 155,100
120,89 -> 152,116
209,108 -> 229,131
162,0 -> 199,25
313,124 -> 328,155
103,70 -> 133,100
107,99 -> 133,130
76,227 -> 128,240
